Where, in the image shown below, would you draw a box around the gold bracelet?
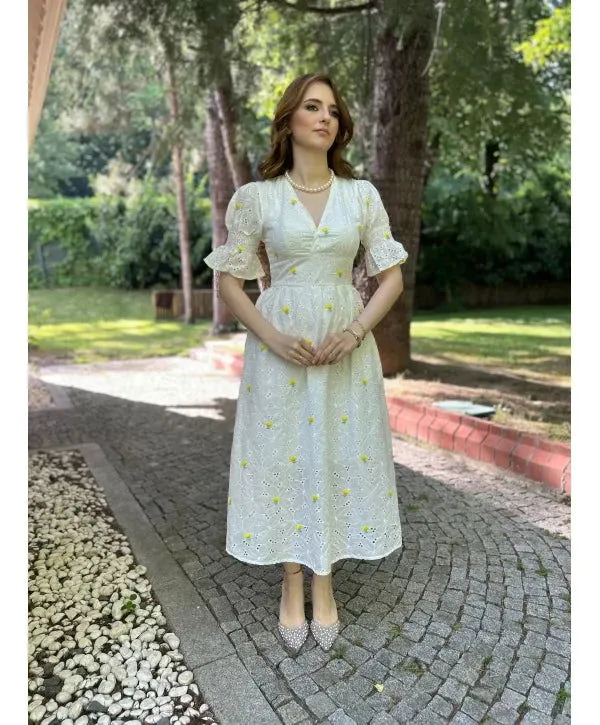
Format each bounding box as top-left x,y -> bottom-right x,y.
342,327 -> 361,347
351,319 -> 366,338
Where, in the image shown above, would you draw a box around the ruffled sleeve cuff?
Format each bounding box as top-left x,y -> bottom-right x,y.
365,237 -> 408,277
203,182 -> 266,280
203,243 -> 266,280
358,180 -> 409,276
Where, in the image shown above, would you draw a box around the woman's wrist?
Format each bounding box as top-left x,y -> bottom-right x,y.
350,319 -> 367,339
342,328 -> 361,348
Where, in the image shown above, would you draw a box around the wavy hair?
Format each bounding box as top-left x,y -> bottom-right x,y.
258,74 -> 356,180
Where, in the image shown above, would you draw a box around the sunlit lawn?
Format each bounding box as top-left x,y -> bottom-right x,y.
29,288 -> 213,363
29,289 -> 571,387
411,306 -> 571,386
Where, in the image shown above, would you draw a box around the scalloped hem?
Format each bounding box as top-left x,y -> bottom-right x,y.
225,538 -> 403,576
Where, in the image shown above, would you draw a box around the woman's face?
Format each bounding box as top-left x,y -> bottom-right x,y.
288,81 -> 340,153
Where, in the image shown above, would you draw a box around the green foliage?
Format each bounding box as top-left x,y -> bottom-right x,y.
28,198 -> 101,287
429,0 -> 569,177
515,4 -> 571,90
28,185 -> 213,290
418,161 -> 570,293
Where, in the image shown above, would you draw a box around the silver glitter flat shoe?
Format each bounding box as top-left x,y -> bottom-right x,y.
278,618 -> 309,651
310,618 -> 340,651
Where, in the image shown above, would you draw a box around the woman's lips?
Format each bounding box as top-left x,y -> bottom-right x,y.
315,129 -> 329,135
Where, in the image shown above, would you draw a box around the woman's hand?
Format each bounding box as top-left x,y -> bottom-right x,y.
312,331 -> 359,366
266,332 -> 316,367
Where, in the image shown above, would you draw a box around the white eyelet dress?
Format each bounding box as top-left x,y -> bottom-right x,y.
203,174 -> 408,575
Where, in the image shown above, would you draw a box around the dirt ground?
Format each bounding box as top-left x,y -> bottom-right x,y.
383,355 -> 571,443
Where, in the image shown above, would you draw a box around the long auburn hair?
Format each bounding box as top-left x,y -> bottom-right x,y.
258,73 -> 356,180
254,75 -> 362,290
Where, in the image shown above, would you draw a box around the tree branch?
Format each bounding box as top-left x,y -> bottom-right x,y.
268,0 -> 375,15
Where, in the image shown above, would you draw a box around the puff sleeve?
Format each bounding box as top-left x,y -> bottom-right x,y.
203,182 -> 266,280
358,180 -> 408,277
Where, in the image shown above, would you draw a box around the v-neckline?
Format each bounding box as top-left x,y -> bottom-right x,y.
284,174 -> 336,232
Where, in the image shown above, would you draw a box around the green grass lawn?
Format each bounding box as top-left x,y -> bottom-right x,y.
411,306 -> 571,385
29,289 -> 570,387
29,288 -> 213,363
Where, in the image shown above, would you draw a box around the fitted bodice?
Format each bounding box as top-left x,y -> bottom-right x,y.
203,174 -> 408,286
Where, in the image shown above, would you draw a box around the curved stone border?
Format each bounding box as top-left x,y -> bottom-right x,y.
386,398 -> 571,496
205,345 -> 571,496
30,442 -> 282,725
45,381 -> 74,410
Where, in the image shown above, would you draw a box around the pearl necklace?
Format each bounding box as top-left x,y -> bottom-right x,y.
285,169 -> 334,193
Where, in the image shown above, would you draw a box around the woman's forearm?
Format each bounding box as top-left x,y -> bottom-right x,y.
218,274 -> 281,345
353,267 -> 404,336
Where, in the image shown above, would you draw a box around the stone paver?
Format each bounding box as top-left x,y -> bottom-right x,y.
30,355 -> 571,724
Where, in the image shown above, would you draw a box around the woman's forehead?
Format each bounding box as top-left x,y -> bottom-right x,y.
302,82 -> 336,104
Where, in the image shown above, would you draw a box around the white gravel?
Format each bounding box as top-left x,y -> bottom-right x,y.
28,449 -> 218,725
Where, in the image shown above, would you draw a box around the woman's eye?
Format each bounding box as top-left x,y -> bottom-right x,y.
306,104 -> 318,111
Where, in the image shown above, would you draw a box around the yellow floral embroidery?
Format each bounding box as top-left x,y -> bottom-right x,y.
360,454 -> 368,462
320,227 -> 329,234
265,421 -> 274,428
228,497 -> 232,505
295,524 -> 304,531
290,199 -> 298,204
312,494 -> 320,501
308,416 -> 315,424
325,303 -> 333,310
384,232 -> 391,239
243,532 -> 252,539
342,488 -> 351,496
305,339 -> 313,346
241,460 -> 249,468
289,379 -> 296,386
387,490 -> 394,497
289,455 -> 297,463
246,384 -> 252,391
236,245 -> 245,253
361,525 -> 371,532
366,199 -> 373,207
361,377 -> 368,385
341,415 -> 349,423
336,269 -> 344,277
357,224 -> 363,231
282,305 -> 290,314
272,496 -> 280,503
235,202 -> 243,210
289,267 -> 297,274
260,344 -> 268,351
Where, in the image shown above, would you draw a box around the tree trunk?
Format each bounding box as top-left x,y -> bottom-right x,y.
205,89 -> 237,333
214,73 -> 272,294
166,57 -> 194,324
214,77 -> 253,189
358,13 -> 434,374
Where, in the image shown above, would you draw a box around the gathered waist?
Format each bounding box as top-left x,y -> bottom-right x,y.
269,281 -> 355,289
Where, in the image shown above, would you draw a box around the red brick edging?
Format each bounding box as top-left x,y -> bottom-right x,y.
205,345 -> 571,496
386,397 -> 570,495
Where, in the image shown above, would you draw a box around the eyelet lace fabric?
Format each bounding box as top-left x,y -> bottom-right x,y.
203,175 -> 407,575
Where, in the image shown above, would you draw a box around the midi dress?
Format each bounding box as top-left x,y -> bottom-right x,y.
203,174 -> 408,575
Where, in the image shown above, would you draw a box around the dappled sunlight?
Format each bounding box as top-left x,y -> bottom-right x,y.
166,406 -> 226,420
39,360 -> 239,412
29,317 -> 210,363
411,309 -> 571,385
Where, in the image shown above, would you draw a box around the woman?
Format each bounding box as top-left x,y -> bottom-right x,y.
203,73 -> 407,652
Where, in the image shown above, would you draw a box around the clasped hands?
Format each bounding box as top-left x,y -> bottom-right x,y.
268,330 -> 360,367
